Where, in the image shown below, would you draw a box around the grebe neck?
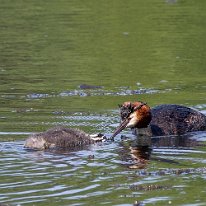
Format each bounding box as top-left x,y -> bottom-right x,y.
132,126 -> 152,137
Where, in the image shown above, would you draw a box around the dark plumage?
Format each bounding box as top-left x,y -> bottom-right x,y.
150,104 -> 206,136
24,127 -> 104,150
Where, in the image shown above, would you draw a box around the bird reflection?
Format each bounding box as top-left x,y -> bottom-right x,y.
118,135 -> 152,169
129,145 -> 152,169
118,131 -> 204,169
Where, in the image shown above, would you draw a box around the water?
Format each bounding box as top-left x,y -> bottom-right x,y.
0,0 -> 206,205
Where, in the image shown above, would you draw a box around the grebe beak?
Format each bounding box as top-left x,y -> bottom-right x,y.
110,117 -> 130,140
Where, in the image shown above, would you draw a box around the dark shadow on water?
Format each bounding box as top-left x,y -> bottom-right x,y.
151,131 -> 206,148
117,131 -> 206,169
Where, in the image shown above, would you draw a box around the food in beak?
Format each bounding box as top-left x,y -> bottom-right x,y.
111,118 -> 130,140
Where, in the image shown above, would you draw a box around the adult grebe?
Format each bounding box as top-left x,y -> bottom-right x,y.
24,127 -> 105,150
111,101 -> 206,139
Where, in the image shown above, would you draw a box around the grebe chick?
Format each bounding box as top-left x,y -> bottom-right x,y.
24,127 -> 105,150
111,101 -> 206,139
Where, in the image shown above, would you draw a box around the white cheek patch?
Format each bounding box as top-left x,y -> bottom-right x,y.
127,119 -> 136,128
126,113 -> 138,128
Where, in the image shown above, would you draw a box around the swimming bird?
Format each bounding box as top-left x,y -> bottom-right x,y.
24,127 -> 105,150
111,101 -> 206,139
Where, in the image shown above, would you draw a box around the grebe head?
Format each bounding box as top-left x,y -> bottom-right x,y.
111,101 -> 152,139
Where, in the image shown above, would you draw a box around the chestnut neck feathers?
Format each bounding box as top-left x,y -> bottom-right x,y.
120,101 -> 152,128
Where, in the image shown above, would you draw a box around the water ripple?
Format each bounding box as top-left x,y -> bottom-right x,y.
0,131 -> 206,205
25,86 -> 168,100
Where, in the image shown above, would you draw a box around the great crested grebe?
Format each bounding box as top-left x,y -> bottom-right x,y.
24,127 -> 105,150
111,101 -> 206,139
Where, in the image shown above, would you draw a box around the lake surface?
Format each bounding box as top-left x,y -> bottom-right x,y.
0,0 -> 206,205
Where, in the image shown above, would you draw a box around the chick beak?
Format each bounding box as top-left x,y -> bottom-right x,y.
110,118 -> 130,140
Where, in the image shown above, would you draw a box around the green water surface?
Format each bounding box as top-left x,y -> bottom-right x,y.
0,0 -> 206,205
